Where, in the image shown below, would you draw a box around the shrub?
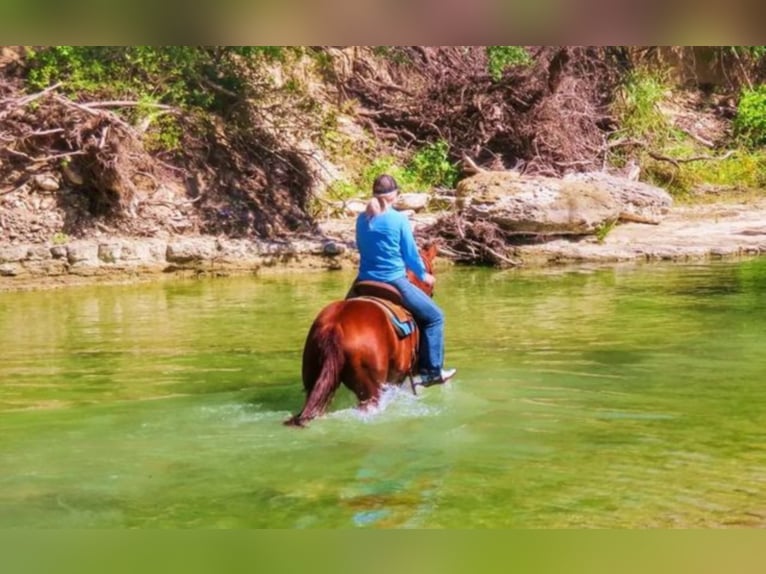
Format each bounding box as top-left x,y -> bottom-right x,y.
735,85 -> 766,148
25,46 -> 289,110
486,47 -> 532,81
403,140 -> 459,189
612,69 -> 671,144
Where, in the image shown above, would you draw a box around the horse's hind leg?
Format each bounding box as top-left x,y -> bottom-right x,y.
343,360 -> 386,412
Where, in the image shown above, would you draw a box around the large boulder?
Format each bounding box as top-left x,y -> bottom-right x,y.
564,172 -> 673,224
456,170 -> 673,235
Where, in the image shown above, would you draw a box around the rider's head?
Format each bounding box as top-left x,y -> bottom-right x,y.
373,174 -> 399,197
367,174 -> 399,218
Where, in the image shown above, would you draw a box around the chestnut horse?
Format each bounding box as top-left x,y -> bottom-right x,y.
285,244 -> 438,427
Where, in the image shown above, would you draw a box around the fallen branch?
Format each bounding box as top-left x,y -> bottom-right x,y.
84,100 -> 178,112
482,244 -> 521,267
647,151 -> 679,169
461,154 -> 486,174
648,149 -> 735,168
4,147 -> 34,161
52,94 -> 133,131
26,128 -> 66,137
1,81 -> 63,109
33,150 -> 88,163
3,146 -> 87,164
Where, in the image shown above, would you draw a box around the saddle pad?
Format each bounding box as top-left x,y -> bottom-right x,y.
353,296 -> 415,338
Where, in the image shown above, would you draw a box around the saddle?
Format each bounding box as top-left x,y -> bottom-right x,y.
347,280 -> 416,338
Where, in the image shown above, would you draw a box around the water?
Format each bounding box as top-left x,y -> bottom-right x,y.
1,260 -> 765,528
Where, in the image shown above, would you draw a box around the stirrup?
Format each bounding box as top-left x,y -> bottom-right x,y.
417,368 -> 457,387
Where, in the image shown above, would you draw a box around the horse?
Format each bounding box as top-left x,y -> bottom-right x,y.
285,243 -> 438,427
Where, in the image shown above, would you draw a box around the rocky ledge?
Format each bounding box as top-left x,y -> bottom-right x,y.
0,234 -> 355,291
2,198 -> 766,292
512,200 -> 766,265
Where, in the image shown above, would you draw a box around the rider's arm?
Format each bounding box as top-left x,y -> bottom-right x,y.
400,216 -> 427,281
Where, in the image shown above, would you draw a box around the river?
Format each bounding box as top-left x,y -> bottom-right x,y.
1,259 -> 765,527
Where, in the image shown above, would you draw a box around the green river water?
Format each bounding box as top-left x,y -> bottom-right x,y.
1,259 -> 765,528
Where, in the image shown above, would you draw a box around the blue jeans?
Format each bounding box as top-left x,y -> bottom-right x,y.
389,276 -> 445,375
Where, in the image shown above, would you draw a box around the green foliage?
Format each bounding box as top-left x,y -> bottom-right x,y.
326,156 -> 403,202
25,46 -> 289,110
731,46 -> 766,60
143,113 -> 184,153
324,140 -> 458,210
612,69 -> 671,143
51,232 -> 69,245
486,46 -> 532,81
24,46 -> 299,156
644,141 -> 766,196
611,66 -> 766,197
595,219 -> 617,243
403,140 -> 459,189
735,85 -> 766,148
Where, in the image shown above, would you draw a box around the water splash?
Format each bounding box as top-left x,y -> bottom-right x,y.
326,384 -> 443,425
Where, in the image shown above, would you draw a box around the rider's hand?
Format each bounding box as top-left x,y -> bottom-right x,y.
423,273 -> 436,287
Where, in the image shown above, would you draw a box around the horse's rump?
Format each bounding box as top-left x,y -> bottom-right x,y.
288,298 -> 418,426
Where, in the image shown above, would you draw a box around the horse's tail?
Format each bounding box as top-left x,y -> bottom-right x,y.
285,322 -> 344,427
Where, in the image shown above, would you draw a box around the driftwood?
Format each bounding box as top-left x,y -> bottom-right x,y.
0,82 -> 163,219
336,47 -> 624,177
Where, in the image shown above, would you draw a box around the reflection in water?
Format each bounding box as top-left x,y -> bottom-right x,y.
1,260 -> 766,527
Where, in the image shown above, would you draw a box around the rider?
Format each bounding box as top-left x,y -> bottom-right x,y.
354,173 -> 456,386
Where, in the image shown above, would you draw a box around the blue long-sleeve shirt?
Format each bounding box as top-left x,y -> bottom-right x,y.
355,208 -> 427,282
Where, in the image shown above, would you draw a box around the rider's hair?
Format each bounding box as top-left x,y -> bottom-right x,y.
366,174 -> 399,219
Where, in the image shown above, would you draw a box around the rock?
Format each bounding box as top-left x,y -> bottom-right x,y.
50,245 -> 68,259
66,242 -> 99,266
120,239 -> 167,265
27,245 -> 52,261
323,241 -> 346,255
0,263 -> 18,276
33,174 -> 60,192
456,170 -> 674,235
166,238 -> 218,263
457,171 -> 620,235
394,192 -> 429,212
98,242 -> 123,263
335,199 -> 366,217
0,244 -> 29,263
564,172 -> 673,224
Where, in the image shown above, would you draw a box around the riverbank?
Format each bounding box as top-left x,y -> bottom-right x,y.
2,196 -> 766,292
513,196 -> 766,265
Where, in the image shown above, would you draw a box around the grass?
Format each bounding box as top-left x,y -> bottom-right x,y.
611,68 -> 766,199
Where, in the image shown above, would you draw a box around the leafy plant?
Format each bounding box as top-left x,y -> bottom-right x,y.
403,140 -> 459,189
486,46 -> 532,81
735,85 -> 766,148
643,138 -> 766,196
595,219 -> 617,243
612,69 -> 671,143
143,113 -> 184,152
51,232 -> 69,245
25,46 -> 290,111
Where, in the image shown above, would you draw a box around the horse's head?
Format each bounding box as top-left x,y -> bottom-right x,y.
407,242 -> 439,297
